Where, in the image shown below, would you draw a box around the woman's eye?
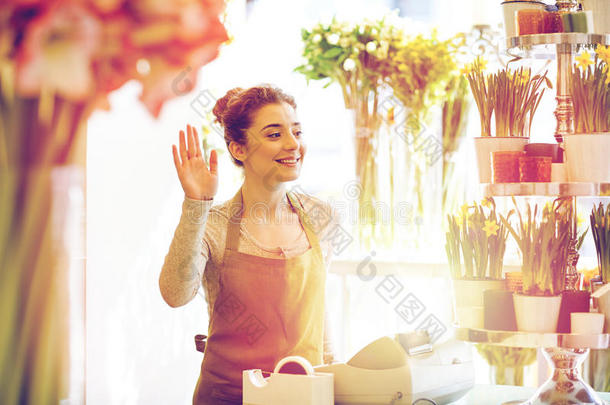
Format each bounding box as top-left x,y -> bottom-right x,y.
268,133 -> 281,138
294,130 -> 303,137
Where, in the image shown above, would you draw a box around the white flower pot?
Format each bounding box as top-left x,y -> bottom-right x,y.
581,0 -> 610,34
570,312 -> 605,334
456,306 -> 485,329
513,294 -> 562,333
564,133 -> 610,183
474,137 -> 529,183
501,1 -> 547,38
598,288 -> 610,333
452,279 -> 507,307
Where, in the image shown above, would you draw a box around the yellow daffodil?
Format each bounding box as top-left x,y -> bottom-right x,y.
596,44 -> 610,64
483,220 -> 500,237
575,51 -> 594,69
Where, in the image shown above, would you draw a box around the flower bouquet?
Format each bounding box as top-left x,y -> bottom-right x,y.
295,15 -> 405,247
0,2 -> 228,404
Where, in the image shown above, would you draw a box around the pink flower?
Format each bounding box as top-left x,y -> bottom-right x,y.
138,39 -> 226,117
15,1 -> 102,101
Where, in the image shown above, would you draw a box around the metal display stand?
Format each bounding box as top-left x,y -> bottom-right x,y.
457,328 -> 609,405
455,11 -> 610,403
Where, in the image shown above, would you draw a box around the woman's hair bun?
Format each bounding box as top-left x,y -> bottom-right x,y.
213,87 -> 244,126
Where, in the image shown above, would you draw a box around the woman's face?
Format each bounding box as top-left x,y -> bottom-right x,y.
234,102 -> 306,187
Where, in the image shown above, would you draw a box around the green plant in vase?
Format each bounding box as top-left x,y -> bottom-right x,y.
475,345 -> 537,386
570,51 -> 610,134
441,74 -> 470,215
500,198 -> 575,332
446,198 -> 508,281
565,48 -> 610,183
295,15 -> 405,248
501,198 -> 572,296
446,198 -> 509,328
591,202 -> 610,283
386,31 -> 459,221
467,60 -> 551,138
467,59 -> 551,183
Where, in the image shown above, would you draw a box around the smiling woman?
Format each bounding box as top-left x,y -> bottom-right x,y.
159,84 -> 339,405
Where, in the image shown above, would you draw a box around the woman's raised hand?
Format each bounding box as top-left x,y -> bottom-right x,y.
172,124 -> 218,201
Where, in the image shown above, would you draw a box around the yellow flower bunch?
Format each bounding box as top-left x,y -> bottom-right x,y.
596,44 -> 610,85
386,30 -> 459,122
446,199 -> 508,280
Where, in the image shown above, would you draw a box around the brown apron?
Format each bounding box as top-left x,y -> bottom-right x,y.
192,187 -> 326,405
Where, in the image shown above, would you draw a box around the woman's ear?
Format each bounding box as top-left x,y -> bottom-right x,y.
228,141 -> 246,163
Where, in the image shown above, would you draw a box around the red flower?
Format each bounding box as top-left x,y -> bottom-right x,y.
15,1 -> 102,101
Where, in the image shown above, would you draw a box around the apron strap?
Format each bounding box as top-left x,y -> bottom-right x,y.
223,187 -> 324,262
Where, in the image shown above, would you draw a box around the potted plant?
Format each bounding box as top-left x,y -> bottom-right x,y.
564,47 -> 610,183
591,203 -> 610,331
446,199 -> 509,328
501,198 -> 572,333
467,59 -> 551,183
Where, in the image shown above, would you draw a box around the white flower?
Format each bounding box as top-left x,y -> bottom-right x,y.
305,65 -> 314,71
358,25 -> 365,35
327,33 -> 340,45
339,38 -> 350,48
312,34 -> 322,44
371,28 -> 378,36
366,41 -> 377,53
343,58 -> 356,71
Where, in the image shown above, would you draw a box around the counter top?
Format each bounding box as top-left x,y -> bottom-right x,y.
450,384 -> 610,404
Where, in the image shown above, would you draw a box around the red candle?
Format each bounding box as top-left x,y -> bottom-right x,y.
516,9 -> 545,35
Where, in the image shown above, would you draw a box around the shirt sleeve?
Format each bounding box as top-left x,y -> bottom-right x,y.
158,196 -> 214,308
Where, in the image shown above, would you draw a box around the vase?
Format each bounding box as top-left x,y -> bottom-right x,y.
489,365 -> 529,386
473,137 -> 529,183
1,96 -> 87,405
513,294 -> 562,333
564,133 -> 610,183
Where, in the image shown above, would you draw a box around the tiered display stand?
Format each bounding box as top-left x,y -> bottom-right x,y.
455,6 -> 610,404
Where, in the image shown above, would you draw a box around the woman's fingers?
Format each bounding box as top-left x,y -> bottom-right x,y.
193,126 -> 202,158
186,124 -> 195,159
172,144 -> 182,171
179,129 -> 188,163
209,149 -> 218,175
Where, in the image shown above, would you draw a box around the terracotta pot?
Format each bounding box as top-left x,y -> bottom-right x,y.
492,151 -> 523,183
501,0 -> 547,37
516,9 -> 545,35
513,294 -> 562,333
505,272 -> 523,294
474,137 -> 529,183
519,156 -> 551,182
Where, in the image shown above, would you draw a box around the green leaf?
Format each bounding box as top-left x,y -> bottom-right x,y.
322,47 -> 343,59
